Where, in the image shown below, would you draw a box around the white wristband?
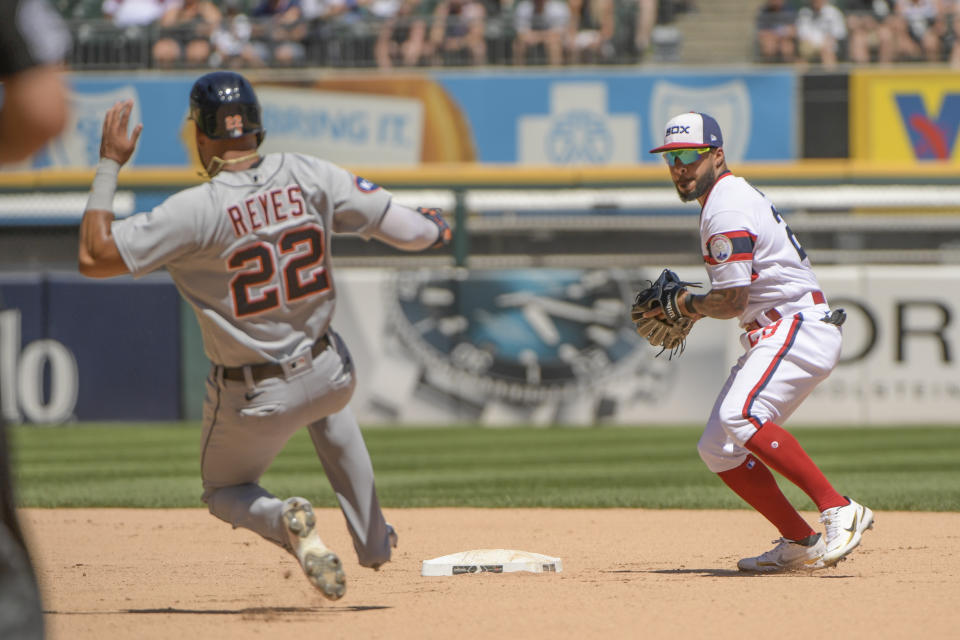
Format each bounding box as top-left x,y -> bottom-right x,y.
85,158 -> 120,211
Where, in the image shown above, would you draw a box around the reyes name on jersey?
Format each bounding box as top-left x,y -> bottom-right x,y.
111,152 -> 392,366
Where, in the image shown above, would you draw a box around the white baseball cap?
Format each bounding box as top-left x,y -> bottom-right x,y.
649,112 -> 724,153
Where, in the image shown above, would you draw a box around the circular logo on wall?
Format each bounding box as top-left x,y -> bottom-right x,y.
546,111 -> 613,164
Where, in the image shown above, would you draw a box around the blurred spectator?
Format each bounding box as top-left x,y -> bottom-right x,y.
634,0 -> 658,58
427,0 -> 487,65
566,0 -> 616,63
948,0 -> 960,66
102,0 -> 172,27
210,0 -> 255,66
795,0 -> 847,68
152,0 -> 222,67
374,0 -> 430,67
481,0 -> 515,63
756,0 -> 797,63
303,0 -> 375,65
845,0 -> 895,63
248,0 -> 309,65
512,0 -> 569,64
892,0 -> 945,61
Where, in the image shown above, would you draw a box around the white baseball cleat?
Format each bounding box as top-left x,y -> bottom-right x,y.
282,497 -> 346,600
737,535 -> 826,572
820,497 -> 875,566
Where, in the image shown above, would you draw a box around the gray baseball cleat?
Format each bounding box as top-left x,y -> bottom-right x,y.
282,497 -> 346,600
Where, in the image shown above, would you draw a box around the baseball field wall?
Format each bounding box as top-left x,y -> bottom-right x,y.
0,266 -> 955,426
1,67 -> 958,425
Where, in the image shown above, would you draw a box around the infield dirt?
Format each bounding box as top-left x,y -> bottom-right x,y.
23,508 -> 960,639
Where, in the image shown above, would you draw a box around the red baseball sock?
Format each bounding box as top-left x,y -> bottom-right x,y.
746,421 -> 847,512
717,455 -> 815,541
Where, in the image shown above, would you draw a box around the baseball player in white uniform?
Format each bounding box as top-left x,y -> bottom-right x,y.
645,112 -> 874,572
77,71 -> 452,599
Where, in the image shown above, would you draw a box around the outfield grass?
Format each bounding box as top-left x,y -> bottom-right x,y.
10,424 -> 960,511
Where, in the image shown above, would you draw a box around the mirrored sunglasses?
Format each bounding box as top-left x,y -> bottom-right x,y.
662,147 -> 711,165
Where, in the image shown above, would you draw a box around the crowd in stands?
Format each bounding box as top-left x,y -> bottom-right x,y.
54,0 -> 960,69
53,0 -> 695,68
756,0 -> 960,68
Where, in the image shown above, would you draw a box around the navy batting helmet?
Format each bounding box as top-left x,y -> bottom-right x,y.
189,71 -> 265,145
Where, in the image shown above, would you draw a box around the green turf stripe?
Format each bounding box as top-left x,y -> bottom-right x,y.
9,424 -> 960,510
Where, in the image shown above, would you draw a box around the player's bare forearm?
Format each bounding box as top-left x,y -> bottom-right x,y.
683,286 -> 748,320
78,208 -> 128,277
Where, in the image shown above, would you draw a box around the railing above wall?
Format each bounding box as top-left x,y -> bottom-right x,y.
2,162 -> 960,268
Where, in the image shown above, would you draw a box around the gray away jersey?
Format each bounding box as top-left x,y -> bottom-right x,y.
112,152 -> 392,366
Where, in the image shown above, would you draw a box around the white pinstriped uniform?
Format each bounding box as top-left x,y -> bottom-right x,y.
695,173 -> 841,473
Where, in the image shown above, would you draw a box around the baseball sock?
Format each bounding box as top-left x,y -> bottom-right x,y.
717,455 -> 815,541
746,421 -> 848,512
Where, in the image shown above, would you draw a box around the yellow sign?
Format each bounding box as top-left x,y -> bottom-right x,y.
850,69 -> 960,163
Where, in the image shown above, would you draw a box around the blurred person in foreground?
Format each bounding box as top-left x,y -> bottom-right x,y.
643,112 -> 874,573
0,0 -> 71,165
0,1 -> 71,635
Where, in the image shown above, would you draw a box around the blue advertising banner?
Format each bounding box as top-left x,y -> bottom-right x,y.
433,69 -> 797,165
31,76 -> 196,169
5,69 -> 796,172
0,273 -> 182,423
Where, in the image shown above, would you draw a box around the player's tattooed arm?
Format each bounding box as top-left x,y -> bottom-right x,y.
682,285 -> 749,320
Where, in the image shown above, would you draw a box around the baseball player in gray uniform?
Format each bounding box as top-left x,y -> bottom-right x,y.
77,71 -> 451,600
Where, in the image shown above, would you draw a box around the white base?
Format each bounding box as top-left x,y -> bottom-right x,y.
421,549 -> 563,577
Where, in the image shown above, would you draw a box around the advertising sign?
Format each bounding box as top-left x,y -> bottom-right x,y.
0,273 -> 182,423
851,70 -> 960,163
789,266 -> 959,424
435,69 -> 795,164
3,70 -> 796,172
3,266 -> 952,426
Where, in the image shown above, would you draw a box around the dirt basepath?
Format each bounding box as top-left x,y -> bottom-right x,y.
22,508 -> 960,639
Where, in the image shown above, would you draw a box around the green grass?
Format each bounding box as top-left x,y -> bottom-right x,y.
10,424 -> 960,511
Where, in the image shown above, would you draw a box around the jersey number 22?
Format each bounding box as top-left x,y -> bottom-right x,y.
228,224 -> 330,317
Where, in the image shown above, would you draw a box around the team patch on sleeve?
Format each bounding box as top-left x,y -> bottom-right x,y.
355,176 -> 381,193
704,231 -> 755,265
